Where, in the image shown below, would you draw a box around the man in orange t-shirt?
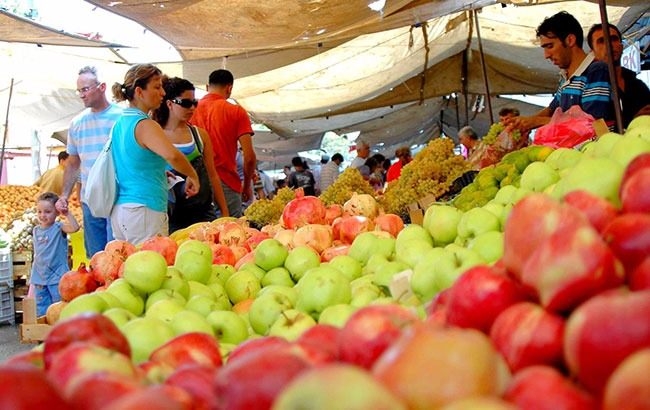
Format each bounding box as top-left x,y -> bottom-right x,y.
191,69 -> 256,218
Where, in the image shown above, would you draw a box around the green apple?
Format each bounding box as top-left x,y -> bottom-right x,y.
261,266 -> 295,287
372,259 -> 410,290
254,238 -> 289,271
248,291 -> 294,336
610,135 -> 650,168
269,309 -> 317,341
185,295 -> 223,317
174,241 -> 213,284
59,293 -> 109,320
237,262 -> 266,281
207,281 -> 232,311
394,239 -> 434,268
206,310 -> 249,345
170,310 -> 214,336
211,264 -> 236,285
519,161 -> 560,192
395,224 -> 433,251
224,270 -> 261,304
492,185 -> 518,205
161,267 -> 190,300
410,247 -> 450,302
103,307 -> 136,328
553,156 -> 624,206
626,115 -> 650,131
481,202 -> 505,230
468,230 -> 504,264
588,132 -> 622,158
318,304 -> 357,327
348,232 -> 395,265
121,317 -> 175,364
145,298 -> 185,324
94,290 -> 123,309
145,288 -> 187,311
188,280 -> 218,301
295,266 -> 351,320
123,250 -> 168,295
422,204 -> 463,246
456,207 -> 500,241
362,254 -> 390,276
258,284 -> 298,305
106,278 -> 145,316
327,255 -> 362,282
350,282 -> 382,307
544,147 -> 583,171
284,246 -> 321,282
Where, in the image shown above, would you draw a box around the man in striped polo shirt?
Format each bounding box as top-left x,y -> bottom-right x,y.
506,11 -> 615,133
56,66 -> 123,258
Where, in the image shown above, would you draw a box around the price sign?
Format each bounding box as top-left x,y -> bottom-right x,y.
622,42 -> 641,74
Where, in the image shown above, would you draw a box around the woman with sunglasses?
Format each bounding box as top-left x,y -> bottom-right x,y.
109,64 -> 200,245
153,76 -> 229,232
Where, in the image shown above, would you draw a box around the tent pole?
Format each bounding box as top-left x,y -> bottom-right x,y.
598,0 -> 624,133
0,78 -> 15,184
474,10 -> 494,125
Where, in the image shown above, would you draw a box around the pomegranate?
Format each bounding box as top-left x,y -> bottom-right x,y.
58,263 -> 99,302
325,204 -> 344,224
343,193 -> 379,219
292,224 -> 334,254
89,250 -> 125,285
104,239 -> 137,259
141,235 -> 179,265
218,222 -> 248,246
373,213 -> 405,238
332,215 -> 374,245
281,193 -> 327,229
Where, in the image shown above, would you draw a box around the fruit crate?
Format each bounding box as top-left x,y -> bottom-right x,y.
406,193 -> 439,226
19,297 -> 51,344
0,247 -> 11,287
11,251 -> 32,281
0,284 -> 15,326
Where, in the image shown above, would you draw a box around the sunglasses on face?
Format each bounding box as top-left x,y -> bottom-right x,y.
171,98 -> 199,108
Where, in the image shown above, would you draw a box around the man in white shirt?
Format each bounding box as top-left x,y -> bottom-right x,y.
319,153 -> 344,192
349,140 -> 370,169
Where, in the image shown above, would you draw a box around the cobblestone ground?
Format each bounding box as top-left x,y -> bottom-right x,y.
0,324 -> 35,361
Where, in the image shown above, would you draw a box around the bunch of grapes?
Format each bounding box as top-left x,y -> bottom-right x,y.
244,186 -> 296,228
380,138 -> 470,215
274,186 -> 296,205
482,123 -> 505,145
319,167 -> 375,206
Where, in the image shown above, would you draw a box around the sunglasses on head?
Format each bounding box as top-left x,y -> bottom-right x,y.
171,98 -> 199,108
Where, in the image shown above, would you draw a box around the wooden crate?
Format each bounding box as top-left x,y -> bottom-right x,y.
407,193 -> 438,226
11,251 -> 32,281
19,297 -> 51,344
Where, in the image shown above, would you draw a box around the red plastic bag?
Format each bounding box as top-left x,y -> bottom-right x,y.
533,106 -> 596,149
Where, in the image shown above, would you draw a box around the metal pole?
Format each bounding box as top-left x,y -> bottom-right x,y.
474,10 -> 494,124
0,78 -> 15,184
598,0 -> 624,133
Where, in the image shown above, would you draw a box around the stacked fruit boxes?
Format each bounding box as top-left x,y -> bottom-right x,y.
0,248 -> 15,325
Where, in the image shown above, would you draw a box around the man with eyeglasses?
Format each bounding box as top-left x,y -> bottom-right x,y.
587,23 -> 650,128
56,66 -> 123,258
190,69 -> 256,218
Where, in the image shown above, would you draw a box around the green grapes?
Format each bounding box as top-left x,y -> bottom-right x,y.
319,167 -> 375,206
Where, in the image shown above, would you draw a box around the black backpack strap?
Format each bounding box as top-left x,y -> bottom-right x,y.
189,125 -> 204,154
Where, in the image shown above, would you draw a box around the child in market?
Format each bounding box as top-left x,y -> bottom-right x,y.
31,192 -> 79,316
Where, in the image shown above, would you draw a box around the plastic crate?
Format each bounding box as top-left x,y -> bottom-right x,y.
0,248 -> 11,287
0,285 -> 15,325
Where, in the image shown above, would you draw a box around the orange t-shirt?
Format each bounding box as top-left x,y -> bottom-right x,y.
190,94 -> 254,193
386,161 -> 403,183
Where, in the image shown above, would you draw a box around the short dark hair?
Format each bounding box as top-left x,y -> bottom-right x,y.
331,153 -> 344,162
498,107 -> 520,117
586,23 -> 622,50
208,69 -> 234,86
38,191 -> 59,205
291,156 -> 304,167
57,151 -> 69,162
536,11 -> 584,48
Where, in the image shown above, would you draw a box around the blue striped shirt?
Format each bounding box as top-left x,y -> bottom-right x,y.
548,54 -> 614,122
67,104 -> 123,196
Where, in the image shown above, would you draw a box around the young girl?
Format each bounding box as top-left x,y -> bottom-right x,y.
31,192 -> 79,316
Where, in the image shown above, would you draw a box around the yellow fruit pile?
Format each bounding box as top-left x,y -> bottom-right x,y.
0,185 -> 41,229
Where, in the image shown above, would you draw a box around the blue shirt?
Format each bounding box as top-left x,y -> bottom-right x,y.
31,222 -> 69,286
67,104 -> 123,197
548,54 -> 614,123
112,108 -> 168,212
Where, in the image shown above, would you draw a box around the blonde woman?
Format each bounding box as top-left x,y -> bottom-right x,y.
110,64 -> 199,245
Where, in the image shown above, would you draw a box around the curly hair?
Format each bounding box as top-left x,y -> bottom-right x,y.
151,76 -> 196,126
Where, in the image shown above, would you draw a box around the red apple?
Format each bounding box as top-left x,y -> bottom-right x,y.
521,222 -> 624,313
141,235 -> 179,265
564,288 -> 650,396
295,323 -> 341,364
65,372 -> 143,410
148,332 -> 222,371
225,335 -> 290,365
103,384 -> 193,410
43,313 -> 131,369
0,365 -> 68,409
425,288 -> 450,328
629,257 -> 650,291
2,349 -> 44,369
445,265 -> 528,334
620,168 -> 650,213
603,348 -> 650,410
164,364 -> 218,410
373,213 -> 405,238
489,302 -> 565,372
214,348 -> 312,410
46,342 -> 139,394
372,325 -> 511,408
621,152 -> 650,183
602,213 -> 650,274
503,365 -> 597,410
338,304 -> 420,369
503,194 -> 588,282
563,190 -> 619,232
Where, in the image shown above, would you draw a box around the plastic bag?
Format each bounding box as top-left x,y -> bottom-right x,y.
533,106 -> 596,149
82,137 -> 117,218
